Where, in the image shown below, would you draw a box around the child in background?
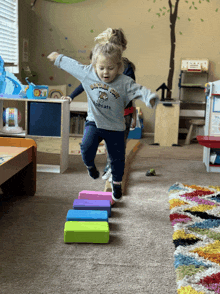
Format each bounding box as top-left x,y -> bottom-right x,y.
47,38 -> 159,202
63,28 -> 137,181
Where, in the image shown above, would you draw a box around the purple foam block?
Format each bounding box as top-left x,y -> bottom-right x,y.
73,199 -> 111,217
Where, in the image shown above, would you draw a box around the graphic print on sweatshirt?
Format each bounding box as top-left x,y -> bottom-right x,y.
98,91 -> 108,103
90,82 -> 120,110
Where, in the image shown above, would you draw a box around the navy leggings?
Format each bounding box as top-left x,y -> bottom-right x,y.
105,113 -> 132,166
80,121 -> 125,182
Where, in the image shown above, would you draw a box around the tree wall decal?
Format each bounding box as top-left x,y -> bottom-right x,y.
148,0 -> 219,99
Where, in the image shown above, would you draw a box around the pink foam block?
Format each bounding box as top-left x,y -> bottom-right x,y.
79,190 -> 114,205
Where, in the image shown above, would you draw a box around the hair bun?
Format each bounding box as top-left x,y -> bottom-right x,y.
94,28 -> 113,45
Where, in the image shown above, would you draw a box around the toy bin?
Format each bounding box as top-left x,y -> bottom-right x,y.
211,150 -> 220,165
128,115 -> 143,140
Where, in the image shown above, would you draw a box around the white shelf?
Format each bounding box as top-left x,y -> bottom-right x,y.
0,97 -> 70,174
37,164 -> 61,173
0,130 -> 26,137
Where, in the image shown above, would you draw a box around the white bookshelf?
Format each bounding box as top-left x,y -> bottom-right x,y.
0,97 -> 69,173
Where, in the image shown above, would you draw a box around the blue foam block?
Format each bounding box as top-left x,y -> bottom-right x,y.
66,209 -> 108,222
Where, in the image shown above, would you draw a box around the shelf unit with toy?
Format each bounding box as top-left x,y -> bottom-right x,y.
0,97 -> 70,174
0,56 -> 70,174
178,59 -> 208,137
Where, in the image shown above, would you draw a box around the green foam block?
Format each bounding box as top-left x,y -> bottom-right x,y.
64,221 -> 109,243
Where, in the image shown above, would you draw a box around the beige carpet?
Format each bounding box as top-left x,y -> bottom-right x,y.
34,137 -> 106,155
1,137 -> 211,294
137,138 -> 203,161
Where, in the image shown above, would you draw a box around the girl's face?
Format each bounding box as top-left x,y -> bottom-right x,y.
95,54 -> 119,83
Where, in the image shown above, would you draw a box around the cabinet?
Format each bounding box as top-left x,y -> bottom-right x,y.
0,97 -> 69,173
178,59 -> 208,136
154,101 -> 180,146
197,80 -> 220,172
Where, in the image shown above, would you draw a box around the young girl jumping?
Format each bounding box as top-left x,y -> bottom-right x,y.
66,28 -> 137,182
47,40 -> 159,202
95,28 -> 137,182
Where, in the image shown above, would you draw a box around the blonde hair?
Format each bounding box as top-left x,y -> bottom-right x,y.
94,28 -> 127,51
92,43 -> 124,74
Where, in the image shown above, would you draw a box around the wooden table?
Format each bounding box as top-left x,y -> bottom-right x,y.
0,137 -> 36,196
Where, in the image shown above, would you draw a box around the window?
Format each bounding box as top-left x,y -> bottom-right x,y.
0,0 -> 19,74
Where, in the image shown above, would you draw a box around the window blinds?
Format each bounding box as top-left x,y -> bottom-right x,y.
0,0 -> 18,72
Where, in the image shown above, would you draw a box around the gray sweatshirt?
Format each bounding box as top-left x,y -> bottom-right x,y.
54,54 -> 159,131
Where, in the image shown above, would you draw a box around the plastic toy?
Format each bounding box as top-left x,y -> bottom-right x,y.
0,56 -> 6,94
2,107 -> 23,134
146,168 -> 156,176
25,77 -> 48,99
0,56 -> 25,96
0,56 -> 48,99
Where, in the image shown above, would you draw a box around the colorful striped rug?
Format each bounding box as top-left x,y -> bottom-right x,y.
169,183 -> 220,294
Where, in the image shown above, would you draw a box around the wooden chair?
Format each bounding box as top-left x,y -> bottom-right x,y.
185,119 -> 205,145
179,109 -> 205,145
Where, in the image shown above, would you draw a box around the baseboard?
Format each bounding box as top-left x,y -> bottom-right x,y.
142,132 -> 154,137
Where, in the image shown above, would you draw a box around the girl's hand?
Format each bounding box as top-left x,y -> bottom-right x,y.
61,96 -> 72,104
131,105 -> 137,128
131,118 -> 136,128
150,98 -> 156,107
47,52 -> 60,62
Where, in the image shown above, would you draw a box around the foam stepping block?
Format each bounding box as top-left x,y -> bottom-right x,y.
66,209 -> 108,222
64,221 -> 109,243
79,190 -> 114,205
73,199 -> 111,217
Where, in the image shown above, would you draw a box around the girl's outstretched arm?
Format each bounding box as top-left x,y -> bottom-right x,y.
127,80 -> 159,109
49,54 -> 89,83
